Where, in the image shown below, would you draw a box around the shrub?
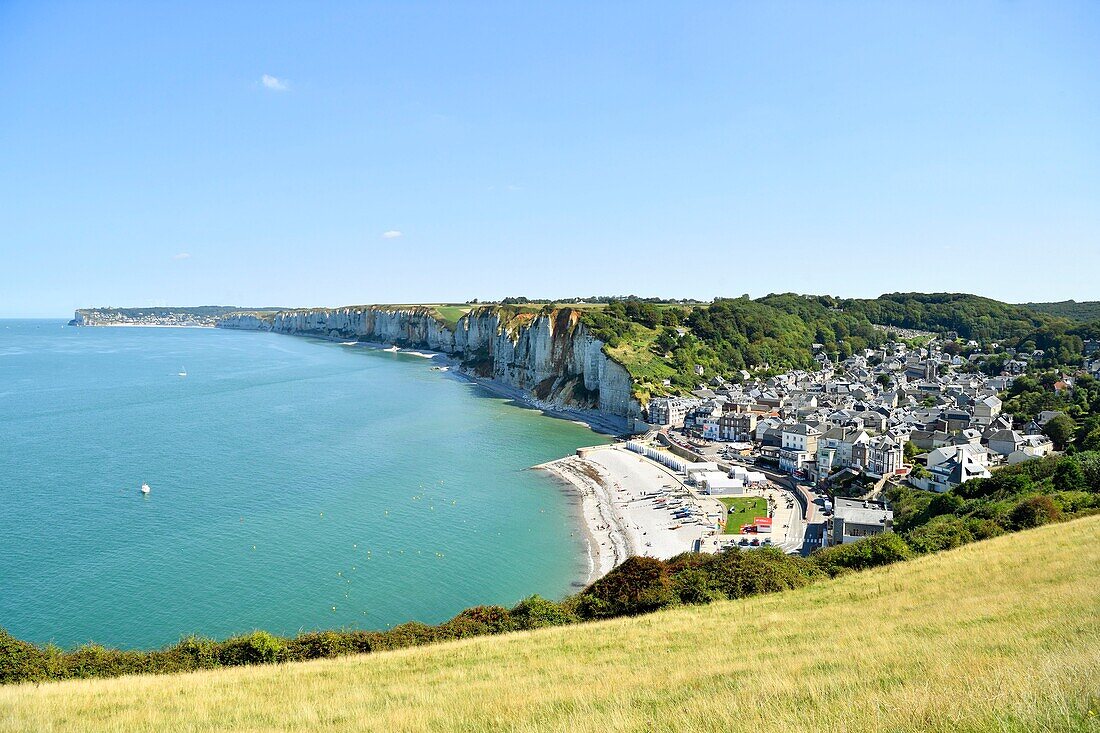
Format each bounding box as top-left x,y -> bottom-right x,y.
379,621 -> 438,650
671,567 -> 725,605
288,631 -> 352,660
964,517 -> 1005,541
905,515 -> 975,554
172,635 -> 220,668
1009,495 -> 1063,530
1051,491 -> 1100,514
436,617 -> 491,641
218,630 -> 285,666
0,629 -> 51,684
927,492 -> 965,517
452,606 -> 515,634
1053,459 -> 1087,493
511,595 -> 578,629
812,533 -> 913,576
342,630 -> 385,654
580,556 -> 675,618
700,547 -> 818,598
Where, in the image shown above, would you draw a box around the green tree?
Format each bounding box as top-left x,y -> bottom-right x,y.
1043,414 -> 1077,450
904,441 -> 920,462
1053,458 -> 1087,493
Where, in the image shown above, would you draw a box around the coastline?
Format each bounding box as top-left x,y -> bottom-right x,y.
537,445 -> 716,586
71,323 -> 216,328
332,336 -> 629,437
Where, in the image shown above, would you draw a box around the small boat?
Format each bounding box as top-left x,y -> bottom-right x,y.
178,367 -> 187,377
141,482 -> 151,495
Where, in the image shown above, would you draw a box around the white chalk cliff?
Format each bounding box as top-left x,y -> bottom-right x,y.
216,306 -> 641,424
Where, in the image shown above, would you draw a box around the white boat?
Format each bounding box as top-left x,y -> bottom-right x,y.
141,482 -> 151,495
178,367 -> 187,377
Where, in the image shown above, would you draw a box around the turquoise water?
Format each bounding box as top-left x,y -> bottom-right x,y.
0,320 -> 608,649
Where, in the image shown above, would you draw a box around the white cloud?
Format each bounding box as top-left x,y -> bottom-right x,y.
173,252 -> 191,260
382,230 -> 403,239
261,74 -> 289,92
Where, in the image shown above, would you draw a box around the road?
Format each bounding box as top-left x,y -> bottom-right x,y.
665,431 -> 829,555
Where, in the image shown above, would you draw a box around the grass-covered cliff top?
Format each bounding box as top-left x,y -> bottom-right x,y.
3,516 -> 1096,732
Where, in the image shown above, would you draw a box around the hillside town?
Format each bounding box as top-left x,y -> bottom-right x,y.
644,334 -> 1097,497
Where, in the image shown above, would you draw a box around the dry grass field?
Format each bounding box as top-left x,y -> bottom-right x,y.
2,516 -> 1098,733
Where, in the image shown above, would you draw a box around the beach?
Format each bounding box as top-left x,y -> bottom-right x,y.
539,445 -> 719,584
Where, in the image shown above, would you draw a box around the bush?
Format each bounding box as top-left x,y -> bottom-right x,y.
287,631 -> 352,660
218,630 -> 285,666
1053,459 -> 1087,493
580,556 -> 676,618
1009,495 -> 1063,530
964,517 -> 1005,541
812,533 -> 913,576
511,596 -> 578,630
379,621 -> 438,650
454,606 -> 515,634
671,567 -> 725,605
700,547 -> 818,599
1051,491 -> 1100,514
0,629 -> 51,684
171,635 -> 219,669
905,515 -> 975,554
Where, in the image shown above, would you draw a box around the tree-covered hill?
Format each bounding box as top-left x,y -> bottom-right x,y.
578,292 -> 1099,399
1021,300 -> 1100,322
839,292 -> 1053,342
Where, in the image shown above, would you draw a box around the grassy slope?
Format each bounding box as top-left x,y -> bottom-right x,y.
3,518 -> 1098,733
603,323 -> 681,399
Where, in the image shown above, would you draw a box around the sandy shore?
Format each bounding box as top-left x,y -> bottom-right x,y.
539,446 -> 717,584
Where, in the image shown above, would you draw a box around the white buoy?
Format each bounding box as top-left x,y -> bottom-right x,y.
141,482 -> 151,495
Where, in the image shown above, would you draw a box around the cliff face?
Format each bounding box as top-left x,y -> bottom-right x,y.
217,306 -> 640,423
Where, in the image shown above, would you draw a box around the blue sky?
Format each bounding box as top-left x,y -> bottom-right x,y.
1,2 -> 1098,316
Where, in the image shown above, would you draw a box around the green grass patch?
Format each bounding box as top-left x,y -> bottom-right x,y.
431,305 -> 472,330
719,497 -> 768,534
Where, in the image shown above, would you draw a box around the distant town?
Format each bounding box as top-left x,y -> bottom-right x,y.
635,330 -> 1100,551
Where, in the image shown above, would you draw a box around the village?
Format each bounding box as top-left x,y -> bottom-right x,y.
618,332 -> 1100,554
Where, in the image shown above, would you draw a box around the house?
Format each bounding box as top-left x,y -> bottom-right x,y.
987,429 -> 1024,457
1007,435 -> 1055,464
814,427 -> 869,481
981,415 -> 1014,442
972,395 -> 1003,426
909,429 -> 952,451
718,411 -> 757,442
779,424 -> 820,475
824,498 -> 894,547
646,398 -> 698,428
853,435 -> 904,477
916,444 -> 992,492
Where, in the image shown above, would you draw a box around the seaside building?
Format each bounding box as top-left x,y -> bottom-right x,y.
779,423 -> 820,475
824,498 -> 894,547
647,398 -> 698,428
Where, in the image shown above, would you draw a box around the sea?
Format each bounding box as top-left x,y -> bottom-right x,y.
0,320 -> 609,649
